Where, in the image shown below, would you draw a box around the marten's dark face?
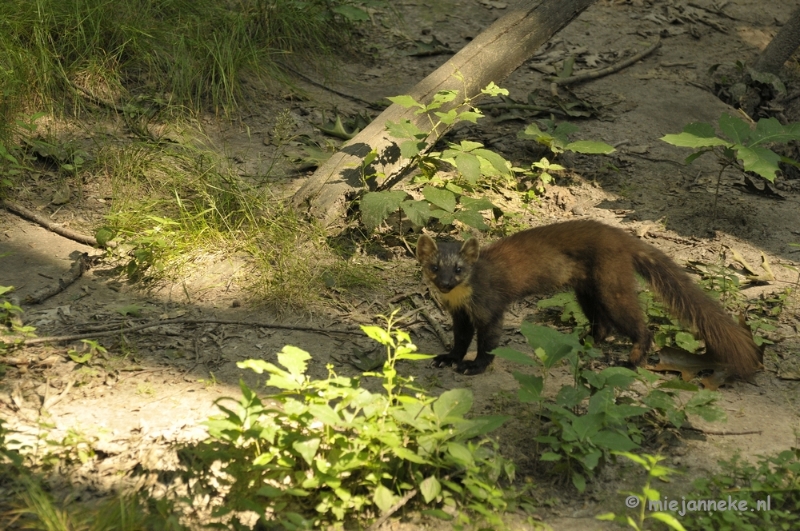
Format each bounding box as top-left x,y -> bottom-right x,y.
416,236 -> 479,293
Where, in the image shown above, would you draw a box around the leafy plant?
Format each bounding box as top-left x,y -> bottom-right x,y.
597,452 -> 686,531
636,290 -> 702,354
681,449 -> 800,530
67,339 -> 107,365
635,369 -> 725,430
191,312 -> 515,529
360,81 -> 511,232
517,119 -> 614,196
536,291 -> 589,328
494,322 -> 724,492
661,113 -> 800,212
518,119 -> 615,156
0,286 -> 36,344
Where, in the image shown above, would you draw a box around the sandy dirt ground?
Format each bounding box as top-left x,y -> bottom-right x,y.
2,0 -> 800,529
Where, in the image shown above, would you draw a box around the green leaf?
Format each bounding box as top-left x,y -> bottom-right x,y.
429,209 -> 455,225
373,484 -> 400,513
661,132 -> 729,149
735,145 -> 781,181
457,140 -> 484,152
433,388 -> 473,421
257,485 -> 284,498
555,386 -> 590,408
400,199 -> 431,227
596,367 -> 638,389
553,122 -> 580,138
513,372 -> 544,402
565,140 -> 615,154
571,413 -> 603,441
581,449 -> 602,470
422,186 -> 456,212
572,472 -> 587,492
453,209 -> 488,230
361,190 -> 409,230
454,152 -> 481,184
481,82 -> 509,97
399,139 -> 425,158
750,116 -> 800,144
650,512 -> 689,531
540,452 -> 562,461
332,5 -> 369,20
392,446 -> 428,464
493,347 -> 537,365
237,359 -> 274,374
445,182 -> 463,194
307,404 -> 341,426
69,352 -> 92,364
421,509 -> 454,520
657,378 -> 698,391
457,415 -> 509,437
519,322 -> 581,368
430,90 -> 458,108
387,96 -> 423,110
360,325 -> 393,345
95,227 -> 116,246
420,476 -> 442,503
456,110 -> 482,123
292,437 -> 320,466
683,121 -> 717,138
446,442 -> 474,466
459,196 -> 494,211
591,430 -> 639,452
385,119 -> 426,139
277,345 -> 312,377
434,109 -> 458,125
674,331 -> 701,353
719,113 -> 751,144
472,148 -> 511,175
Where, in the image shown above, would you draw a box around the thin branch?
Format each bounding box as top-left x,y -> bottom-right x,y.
551,38 -> 661,86
25,253 -> 90,304
2,318 -> 365,347
2,200 -> 113,248
684,426 -> 763,436
366,488 -> 419,531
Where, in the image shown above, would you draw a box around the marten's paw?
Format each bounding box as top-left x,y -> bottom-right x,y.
431,354 -> 460,368
455,359 -> 491,375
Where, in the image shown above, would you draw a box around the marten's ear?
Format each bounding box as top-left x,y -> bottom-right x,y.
416,234 -> 438,263
460,237 -> 480,264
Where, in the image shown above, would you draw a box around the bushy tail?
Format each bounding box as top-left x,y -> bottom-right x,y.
633,248 -> 762,379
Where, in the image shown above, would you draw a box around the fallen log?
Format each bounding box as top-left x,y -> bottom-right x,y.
292,0 -> 598,227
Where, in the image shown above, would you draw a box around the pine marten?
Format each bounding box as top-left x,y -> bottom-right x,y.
416,220 -> 762,378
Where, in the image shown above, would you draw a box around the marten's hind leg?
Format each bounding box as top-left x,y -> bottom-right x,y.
593,262 -> 652,366
575,283 -> 614,345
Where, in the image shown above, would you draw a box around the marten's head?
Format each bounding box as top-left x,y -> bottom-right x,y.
416,235 -> 479,295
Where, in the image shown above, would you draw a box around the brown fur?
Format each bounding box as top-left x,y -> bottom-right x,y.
416,220 -> 763,378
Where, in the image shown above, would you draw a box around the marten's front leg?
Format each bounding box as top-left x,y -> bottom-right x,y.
432,309 -> 473,368
455,315 -> 501,375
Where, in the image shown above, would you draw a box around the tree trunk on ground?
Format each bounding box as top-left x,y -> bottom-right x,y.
753,7 -> 800,75
292,0 -> 597,227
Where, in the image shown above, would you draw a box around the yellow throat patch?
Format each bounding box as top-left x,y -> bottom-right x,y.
438,283 -> 472,311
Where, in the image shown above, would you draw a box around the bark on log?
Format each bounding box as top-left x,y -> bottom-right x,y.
753,7 -> 800,75
292,0 -> 597,227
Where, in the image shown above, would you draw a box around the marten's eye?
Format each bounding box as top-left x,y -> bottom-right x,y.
429,264 -> 438,272
455,266 -> 462,274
